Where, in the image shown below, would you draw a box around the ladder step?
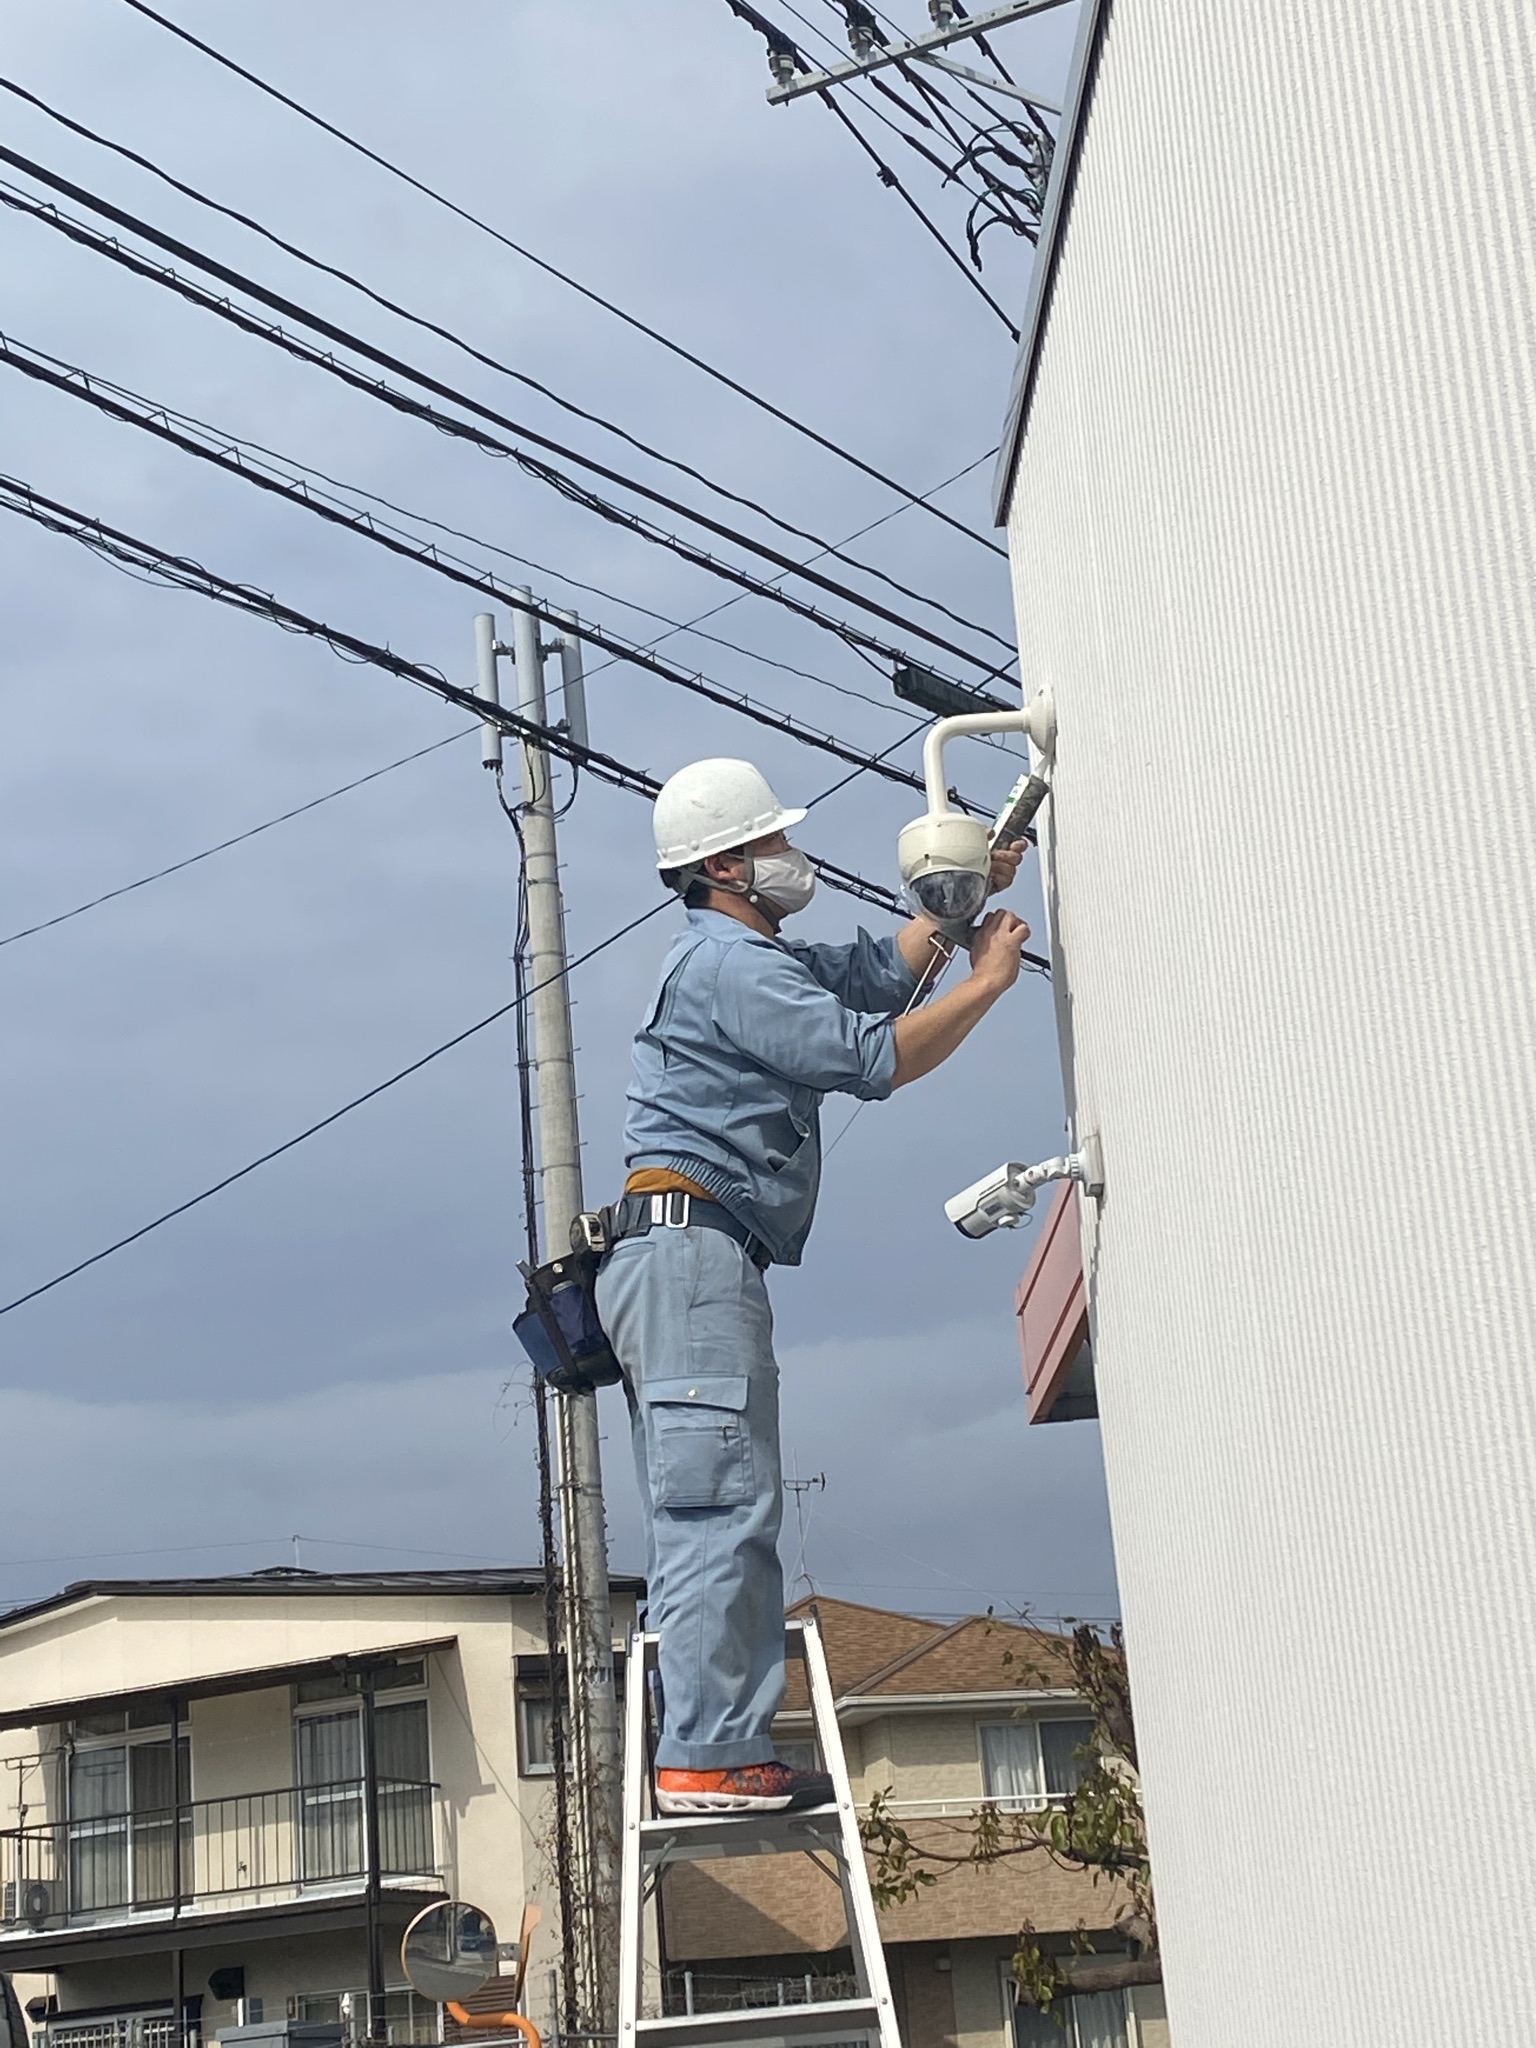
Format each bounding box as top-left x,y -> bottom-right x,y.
640,1806 -> 845,1863
632,1995 -> 885,2046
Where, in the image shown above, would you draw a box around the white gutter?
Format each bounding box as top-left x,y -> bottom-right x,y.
776,1686 -> 1085,1727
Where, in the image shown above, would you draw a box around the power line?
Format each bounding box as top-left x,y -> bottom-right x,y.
818,87 -> 1020,335
0,1537 -> 280,1572
0,176 -> 1015,691
0,333 -> 952,733
0,76 -> 994,645
0,553 -> 1043,1317
784,0 -> 1029,240
582,443 -> 1002,681
0,746 -> 1043,1321
723,1 -> 1020,334
0,125 -> 1015,669
744,3 -> 1042,301
0,467 -> 927,915
0,899 -> 675,1320
0,728 -> 473,950
792,1 -> 1000,165
0,346 -> 995,807
113,0 -> 1008,563
799,0 -> 1055,266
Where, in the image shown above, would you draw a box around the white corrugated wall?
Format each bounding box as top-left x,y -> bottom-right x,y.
1003,1 -> 1536,2041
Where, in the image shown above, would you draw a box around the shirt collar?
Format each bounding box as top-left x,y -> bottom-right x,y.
685,905 -> 781,947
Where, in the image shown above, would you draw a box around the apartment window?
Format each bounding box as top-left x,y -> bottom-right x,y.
979,1717 -> 1095,1807
775,1741 -> 819,1773
294,1678 -> 432,1882
294,1987 -> 435,2045
1013,1988 -> 1129,2048
516,1653 -> 626,1778
66,1717 -> 190,1912
518,1694 -> 556,1778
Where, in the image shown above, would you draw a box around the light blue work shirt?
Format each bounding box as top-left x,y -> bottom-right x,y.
622,907 -> 918,1264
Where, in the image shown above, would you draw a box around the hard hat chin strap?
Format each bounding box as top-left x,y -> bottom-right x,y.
673,853 -> 771,912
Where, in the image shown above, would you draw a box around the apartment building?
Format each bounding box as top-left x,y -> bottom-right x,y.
658,1598 -> 1165,2048
990,0 -> 1536,2038
0,1568 -> 643,2048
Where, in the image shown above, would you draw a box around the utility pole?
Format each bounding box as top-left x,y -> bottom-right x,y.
475,599 -> 622,2038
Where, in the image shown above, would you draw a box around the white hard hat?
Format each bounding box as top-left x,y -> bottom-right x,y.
652,758 -> 807,870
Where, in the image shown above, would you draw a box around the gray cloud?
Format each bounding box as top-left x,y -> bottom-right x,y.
0,1316 -> 1115,1622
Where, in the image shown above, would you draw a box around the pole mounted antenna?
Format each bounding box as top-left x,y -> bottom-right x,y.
784,1468 -> 828,1595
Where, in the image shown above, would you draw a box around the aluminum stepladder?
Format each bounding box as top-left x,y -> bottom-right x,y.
618,1617 -> 903,2048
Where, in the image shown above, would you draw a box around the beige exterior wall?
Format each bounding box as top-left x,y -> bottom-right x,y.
1130,1982 -> 1170,2047
846,1710 -> 984,1806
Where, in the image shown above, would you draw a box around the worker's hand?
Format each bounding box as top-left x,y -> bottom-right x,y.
988,843 -> 1025,894
968,908 -> 1031,993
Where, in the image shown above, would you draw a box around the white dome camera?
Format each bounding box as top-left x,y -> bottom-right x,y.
897,811 -> 993,923
897,692 -> 1056,927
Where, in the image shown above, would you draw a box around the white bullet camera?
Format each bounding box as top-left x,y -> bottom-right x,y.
944,1138 -> 1104,1239
945,1162 -> 1041,1238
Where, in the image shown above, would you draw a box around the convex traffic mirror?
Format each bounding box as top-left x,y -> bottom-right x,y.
401,1900 -> 498,2004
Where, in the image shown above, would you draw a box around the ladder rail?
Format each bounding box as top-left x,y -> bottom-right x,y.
618,1618 -> 653,2043
619,1619 -> 902,2048
797,1619 -> 901,2044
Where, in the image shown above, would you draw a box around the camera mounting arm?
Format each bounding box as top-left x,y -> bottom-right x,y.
922,692 -> 1057,816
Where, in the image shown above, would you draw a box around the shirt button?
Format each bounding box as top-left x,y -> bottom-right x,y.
687,1388 -> 698,1398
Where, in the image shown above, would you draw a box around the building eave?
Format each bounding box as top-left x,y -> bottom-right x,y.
0,1636 -> 465,1735
0,1566 -> 645,1635
991,0 -> 1113,525
776,1686 -> 1084,1727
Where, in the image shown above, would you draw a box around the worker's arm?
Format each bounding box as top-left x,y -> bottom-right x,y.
894,843 -> 1025,977
891,910 -> 1029,1088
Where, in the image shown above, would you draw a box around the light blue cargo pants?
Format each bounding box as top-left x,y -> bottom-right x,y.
594,1225 -> 785,1770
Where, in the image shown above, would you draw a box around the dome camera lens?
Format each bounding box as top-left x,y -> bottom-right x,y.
910,868 -> 989,922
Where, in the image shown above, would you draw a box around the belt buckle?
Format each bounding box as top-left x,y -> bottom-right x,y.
571,1210 -> 610,1254
651,1190 -> 691,1230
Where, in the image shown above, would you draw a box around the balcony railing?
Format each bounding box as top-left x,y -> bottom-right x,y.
1,1777 -> 439,1931
874,1792 -> 1070,1818
44,2017 -> 191,2048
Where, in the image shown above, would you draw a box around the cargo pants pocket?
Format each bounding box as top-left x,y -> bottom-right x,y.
643,1374 -> 754,1510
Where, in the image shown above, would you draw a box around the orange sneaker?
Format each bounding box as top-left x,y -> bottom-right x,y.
655,1760 -> 834,1814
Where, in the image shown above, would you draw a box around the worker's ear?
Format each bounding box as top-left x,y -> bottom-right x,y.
702,848 -> 749,883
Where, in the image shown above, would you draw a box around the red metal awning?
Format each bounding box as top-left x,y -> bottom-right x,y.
1015,1181 -> 1096,1423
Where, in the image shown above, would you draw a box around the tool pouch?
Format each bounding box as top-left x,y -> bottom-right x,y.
512,1247 -> 623,1396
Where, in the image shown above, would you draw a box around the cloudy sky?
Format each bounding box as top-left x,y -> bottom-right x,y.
0,0 -> 1116,1627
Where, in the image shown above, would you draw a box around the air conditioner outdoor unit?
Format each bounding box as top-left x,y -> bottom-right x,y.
3,1878 -> 64,1925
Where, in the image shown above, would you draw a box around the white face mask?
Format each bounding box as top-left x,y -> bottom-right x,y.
749,847 -> 817,916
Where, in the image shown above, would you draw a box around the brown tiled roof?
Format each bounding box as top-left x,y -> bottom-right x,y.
782,1596 -> 1081,1708
782,1597 -> 939,1704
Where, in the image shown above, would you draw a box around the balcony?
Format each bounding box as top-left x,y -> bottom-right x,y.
2,1776 -> 441,1937
41,2017 -> 189,2048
